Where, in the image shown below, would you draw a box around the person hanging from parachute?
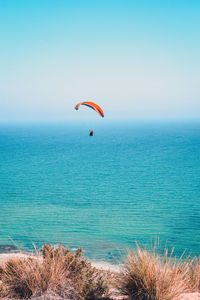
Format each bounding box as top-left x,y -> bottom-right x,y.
89,130 -> 94,136
74,101 -> 104,136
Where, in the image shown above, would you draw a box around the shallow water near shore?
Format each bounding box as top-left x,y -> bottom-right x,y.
0,120 -> 200,262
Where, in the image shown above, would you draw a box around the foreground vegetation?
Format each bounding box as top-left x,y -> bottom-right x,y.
0,244 -> 110,300
0,241 -> 200,299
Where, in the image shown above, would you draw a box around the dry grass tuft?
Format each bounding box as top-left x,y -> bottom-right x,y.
117,241 -> 191,300
0,243 -> 109,299
187,256 -> 200,292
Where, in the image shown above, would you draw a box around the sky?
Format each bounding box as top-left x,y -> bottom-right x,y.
0,0 -> 199,121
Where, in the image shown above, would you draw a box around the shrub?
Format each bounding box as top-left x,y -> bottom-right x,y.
0,243 -> 109,299
117,241 -> 190,300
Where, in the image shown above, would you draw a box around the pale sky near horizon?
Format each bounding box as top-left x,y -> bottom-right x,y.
0,0 -> 199,121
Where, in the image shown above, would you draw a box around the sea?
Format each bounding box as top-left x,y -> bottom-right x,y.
0,120 -> 200,263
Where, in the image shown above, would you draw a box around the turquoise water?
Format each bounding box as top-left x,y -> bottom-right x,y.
0,121 -> 200,262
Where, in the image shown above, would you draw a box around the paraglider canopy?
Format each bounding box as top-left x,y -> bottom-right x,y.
74,101 -> 104,118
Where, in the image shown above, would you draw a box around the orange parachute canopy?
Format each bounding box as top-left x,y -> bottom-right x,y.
74,101 -> 104,118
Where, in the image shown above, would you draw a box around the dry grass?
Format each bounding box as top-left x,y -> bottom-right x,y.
117,241 -> 191,300
187,256 -> 200,292
1,241 -> 200,300
0,243 -> 109,299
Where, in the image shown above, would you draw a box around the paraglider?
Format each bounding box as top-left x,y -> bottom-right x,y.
74,101 -> 104,136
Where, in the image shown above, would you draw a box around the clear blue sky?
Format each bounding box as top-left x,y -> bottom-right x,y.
0,0 -> 199,121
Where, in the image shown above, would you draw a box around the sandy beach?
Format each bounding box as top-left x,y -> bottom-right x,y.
0,252 -> 119,272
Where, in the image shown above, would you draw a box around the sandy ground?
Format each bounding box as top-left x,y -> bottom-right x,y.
176,293 -> 200,300
91,260 -> 121,273
0,252 -> 30,263
0,252 -> 120,271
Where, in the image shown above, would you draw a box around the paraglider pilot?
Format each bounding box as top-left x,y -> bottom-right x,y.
74,101 -> 104,137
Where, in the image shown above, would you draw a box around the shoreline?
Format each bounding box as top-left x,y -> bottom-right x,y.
0,252 -> 121,273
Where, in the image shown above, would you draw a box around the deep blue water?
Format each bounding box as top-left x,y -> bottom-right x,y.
0,121 -> 200,262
